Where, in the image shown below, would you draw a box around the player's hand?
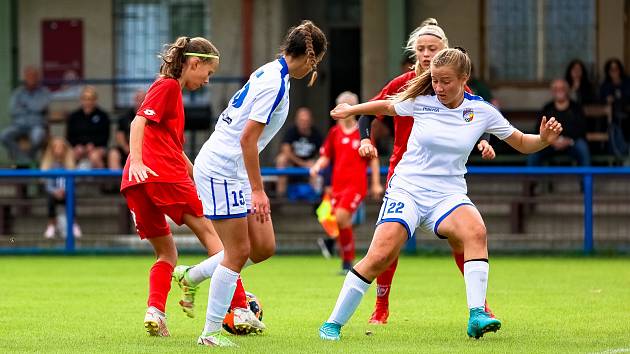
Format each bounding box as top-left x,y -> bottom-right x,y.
358,139 -> 378,159
309,165 -> 320,177
251,189 -> 271,223
370,183 -> 384,200
330,103 -> 352,120
128,160 -> 158,183
477,140 -> 496,160
539,116 -> 563,144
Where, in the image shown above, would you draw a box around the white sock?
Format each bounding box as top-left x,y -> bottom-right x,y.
463,260 -> 489,309
327,270 -> 371,326
188,250 -> 224,284
203,264 -> 239,334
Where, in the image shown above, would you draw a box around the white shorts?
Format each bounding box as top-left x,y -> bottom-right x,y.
376,183 -> 475,239
194,169 -> 252,220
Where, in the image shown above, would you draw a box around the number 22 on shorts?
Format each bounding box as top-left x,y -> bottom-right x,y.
386,200 -> 404,214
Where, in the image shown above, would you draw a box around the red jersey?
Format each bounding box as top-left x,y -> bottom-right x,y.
370,70 -> 472,181
121,77 -> 190,191
320,125 -> 369,195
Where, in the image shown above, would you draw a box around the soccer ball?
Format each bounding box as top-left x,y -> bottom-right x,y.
222,292 -> 264,335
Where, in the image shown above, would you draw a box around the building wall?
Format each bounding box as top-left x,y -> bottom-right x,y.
18,0 -> 114,112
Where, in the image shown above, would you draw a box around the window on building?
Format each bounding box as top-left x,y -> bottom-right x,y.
485,0 -> 596,82
113,0 -> 210,107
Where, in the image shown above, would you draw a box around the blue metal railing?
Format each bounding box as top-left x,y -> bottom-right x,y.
1,166 -> 629,254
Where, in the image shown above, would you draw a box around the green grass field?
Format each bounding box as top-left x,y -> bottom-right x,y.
1,255 -> 629,353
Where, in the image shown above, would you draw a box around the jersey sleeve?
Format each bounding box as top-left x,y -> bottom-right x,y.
248,75 -> 286,125
393,98 -> 415,117
485,107 -> 516,140
319,128 -> 335,159
137,79 -> 179,124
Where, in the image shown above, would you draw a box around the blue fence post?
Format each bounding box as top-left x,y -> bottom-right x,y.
583,174 -> 594,255
65,175 -> 76,253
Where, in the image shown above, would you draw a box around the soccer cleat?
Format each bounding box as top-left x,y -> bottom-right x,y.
197,331 -> 237,347
317,237 -> 332,259
172,265 -> 198,318
319,322 -> 342,341
233,307 -> 266,334
368,306 -> 389,325
144,306 -> 170,337
467,307 -> 501,339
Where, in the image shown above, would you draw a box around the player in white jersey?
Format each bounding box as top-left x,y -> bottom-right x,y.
319,48 -> 563,341
186,21 -> 327,347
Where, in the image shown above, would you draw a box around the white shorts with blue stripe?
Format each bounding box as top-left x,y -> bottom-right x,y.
194,170 -> 252,220
376,183 -> 475,239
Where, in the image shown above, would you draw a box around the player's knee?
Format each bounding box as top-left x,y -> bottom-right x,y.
335,211 -> 352,229
366,249 -> 395,273
466,223 -> 487,245
227,242 -> 251,265
250,242 -> 275,263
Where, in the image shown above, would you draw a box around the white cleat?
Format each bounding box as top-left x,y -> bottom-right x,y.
197,331 -> 237,347
144,306 -> 170,337
233,307 -> 266,334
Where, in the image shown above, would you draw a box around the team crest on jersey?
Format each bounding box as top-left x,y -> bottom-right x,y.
143,109 -> 156,116
463,108 -> 474,122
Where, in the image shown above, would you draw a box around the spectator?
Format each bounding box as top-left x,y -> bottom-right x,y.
1,66 -> 50,166
107,89 -> 146,169
528,79 -> 590,166
565,59 -> 596,105
66,86 -> 110,169
275,107 -> 323,197
40,136 -> 82,239
600,58 -> 630,143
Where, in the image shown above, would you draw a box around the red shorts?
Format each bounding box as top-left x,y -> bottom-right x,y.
122,181 -> 203,239
331,189 -> 365,214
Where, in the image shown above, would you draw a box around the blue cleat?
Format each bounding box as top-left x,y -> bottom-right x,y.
467,307 -> 501,339
319,322 -> 342,341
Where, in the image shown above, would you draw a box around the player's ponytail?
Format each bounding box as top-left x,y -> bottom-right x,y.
396,48 -> 471,102
281,20 -> 327,87
159,36 -> 220,79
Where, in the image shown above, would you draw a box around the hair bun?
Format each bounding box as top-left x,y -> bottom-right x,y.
421,17 -> 439,27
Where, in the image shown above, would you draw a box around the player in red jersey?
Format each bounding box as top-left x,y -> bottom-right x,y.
120,36 -> 255,337
358,19 -> 496,324
310,92 -> 383,274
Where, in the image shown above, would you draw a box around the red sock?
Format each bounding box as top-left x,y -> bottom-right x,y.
375,257 -> 398,307
337,227 -> 355,262
453,251 -> 465,275
148,260 -> 174,313
230,276 -> 248,309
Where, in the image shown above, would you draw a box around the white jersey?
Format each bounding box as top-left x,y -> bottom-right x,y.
391,92 -> 516,194
195,57 -> 291,180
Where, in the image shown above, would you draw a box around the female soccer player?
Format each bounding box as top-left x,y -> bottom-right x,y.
186,21 -> 327,347
120,36 -> 225,337
319,48 -> 562,340
310,91 -> 383,274
358,18 -> 496,325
